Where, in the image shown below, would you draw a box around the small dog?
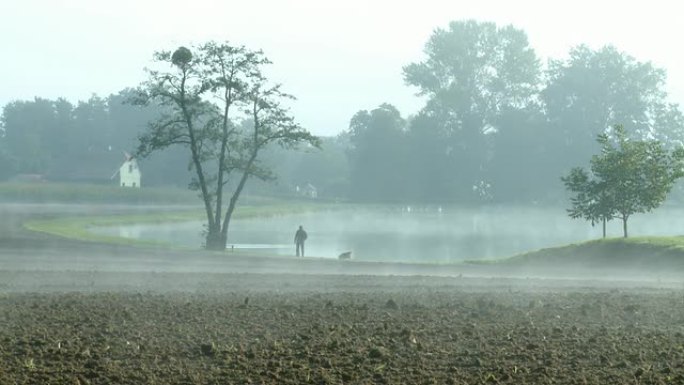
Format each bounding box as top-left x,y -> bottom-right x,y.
338,251 -> 352,260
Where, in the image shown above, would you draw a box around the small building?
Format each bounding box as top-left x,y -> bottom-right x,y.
112,154 -> 141,188
296,183 -> 318,199
10,174 -> 45,183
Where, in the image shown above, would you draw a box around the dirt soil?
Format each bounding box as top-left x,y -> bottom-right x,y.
2,203 -> 684,384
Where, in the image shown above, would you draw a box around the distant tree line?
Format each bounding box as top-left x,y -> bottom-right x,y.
563,125 -> 684,238
346,20 -> 684,204
0,88 -> 345,196
0,90 -> 191,187
1,19 -> 683,205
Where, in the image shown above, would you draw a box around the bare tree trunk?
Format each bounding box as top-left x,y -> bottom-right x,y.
177,75 -> 219,250
214,86 -> 234,234
220,152 -> 258,249
205,231 -> 226,251
602,217 -> 606,238
622,216 -> 628,238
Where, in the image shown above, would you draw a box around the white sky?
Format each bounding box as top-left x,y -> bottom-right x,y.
1,0 -> 683,136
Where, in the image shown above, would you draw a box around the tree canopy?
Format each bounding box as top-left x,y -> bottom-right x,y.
562,125 -> 684,238
403,20 -> 541,201
543,45 -> 684,169
2,20 -> 684,209
347,103 -> 407,202
132,41 -> 319,250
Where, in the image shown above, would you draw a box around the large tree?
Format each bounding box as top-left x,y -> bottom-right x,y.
561,167 -> 613,238
403,20 -> 540,201
347,103 -> 407,202
404,112 -> 453,202
0,98 -> 56,174
544,45 -> 683,171
0,133 -> 14,180
133,42 -> 318,250
562,125 -> 684,238
487,106 -> 561,202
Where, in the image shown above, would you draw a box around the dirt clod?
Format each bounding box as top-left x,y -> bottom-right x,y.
385,299 -> 398,310
200,343 -> 216,357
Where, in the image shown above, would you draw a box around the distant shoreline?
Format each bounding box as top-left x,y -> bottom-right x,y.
2,202 -> 684,284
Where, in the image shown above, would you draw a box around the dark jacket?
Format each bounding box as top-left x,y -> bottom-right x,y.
294,229 -> 307,244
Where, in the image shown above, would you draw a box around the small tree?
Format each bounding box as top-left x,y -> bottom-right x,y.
562,168 -> 613,238
563,125 -> 684,238
132,42 -> 319,250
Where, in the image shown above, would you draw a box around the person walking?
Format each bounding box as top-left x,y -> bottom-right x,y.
294,225 -> 308,257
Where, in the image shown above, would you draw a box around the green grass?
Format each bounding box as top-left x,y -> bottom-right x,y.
473,235 -> 684,273
16,182 -> 684,271
1,181 -> 339,248
0,182 -> 199,204
24,200 -> 339,249
24,211 -> 204,247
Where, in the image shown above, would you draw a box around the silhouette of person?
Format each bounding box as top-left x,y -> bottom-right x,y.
294,225 -> 308,257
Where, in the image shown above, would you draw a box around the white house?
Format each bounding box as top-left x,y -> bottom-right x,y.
295,183 -> 318,199
112,154 -> 141,188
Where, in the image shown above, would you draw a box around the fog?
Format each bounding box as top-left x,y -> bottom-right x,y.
1,0 -> 684,320
5,3 -> 684,384
3,0 -> 684,136
91,205 -> 684,263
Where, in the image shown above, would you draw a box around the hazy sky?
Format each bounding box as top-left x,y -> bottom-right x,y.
1,0 -> 682,136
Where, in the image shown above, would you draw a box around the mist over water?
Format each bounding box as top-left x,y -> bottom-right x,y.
90,205 -> 684,263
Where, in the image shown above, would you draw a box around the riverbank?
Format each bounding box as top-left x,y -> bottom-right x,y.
3,202 -> 684,282
3,203 -> 684,384
481,236 -> 684,280
21,199 -> 335,248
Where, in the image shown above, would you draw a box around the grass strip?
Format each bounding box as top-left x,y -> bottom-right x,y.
24,201 -> 338,249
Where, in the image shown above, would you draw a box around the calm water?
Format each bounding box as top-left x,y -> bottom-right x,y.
90,205 -> 684,263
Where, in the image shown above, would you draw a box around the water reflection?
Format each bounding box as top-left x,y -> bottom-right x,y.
89,205 -> 684,263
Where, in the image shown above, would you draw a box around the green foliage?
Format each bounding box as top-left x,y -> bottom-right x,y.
0,182 -> 198,204
493,236 -> 684,277
133,41 -> 319,250
0,140 -> 15,180
3,19 -> 684,208
402,20 -> 541,201
404,20 -> 539,109
347,104 -> 408,202
487,107 -> 560,202
258,135 -> 350,199
24,198 -> 336,249
403,112 -> 452,202
1,98 -> 55,173
341,21 -> 684,205
562,125 -> 684,237
543,45 -> 683,170
0,93 -> 190,186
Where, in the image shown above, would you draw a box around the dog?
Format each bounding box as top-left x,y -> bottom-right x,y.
338,251 -> 352,260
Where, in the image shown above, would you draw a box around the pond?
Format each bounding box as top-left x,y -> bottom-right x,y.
90,205 -> 684,263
